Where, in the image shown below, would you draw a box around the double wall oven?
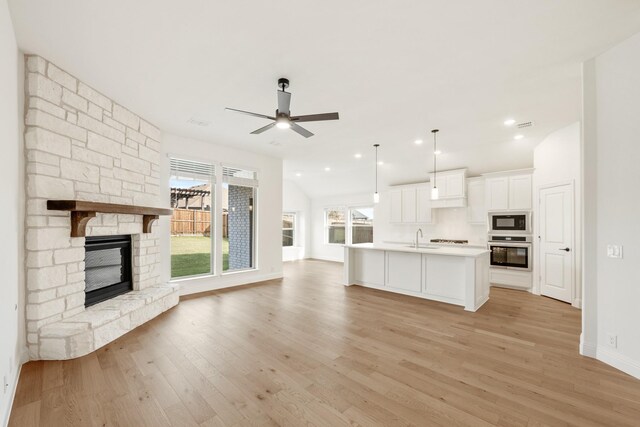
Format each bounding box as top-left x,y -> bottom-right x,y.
488,212 -> 532,271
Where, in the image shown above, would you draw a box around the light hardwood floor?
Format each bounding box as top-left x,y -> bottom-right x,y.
9,260 -> 640,426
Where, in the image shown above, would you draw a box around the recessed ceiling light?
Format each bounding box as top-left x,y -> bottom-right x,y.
324,167 -> 331,171
378,161 -> 384,165
434,150 -> 442,155
295,172 -> 302,177
514,134 -> 524,140
414,139 -> 423,145
504,119 -> 516,126
354,153 -> 362,159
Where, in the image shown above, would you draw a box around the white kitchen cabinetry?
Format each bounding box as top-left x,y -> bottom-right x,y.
508,174 -> 533,210
484,170 -> 533,211
390,189 -> 402,223
416,186 -> 433,223
466,177 -> 486,224
385,251 -> 422,293
429,168 -> 467,200
401,188 -> 417,223
389,184 -> 434,224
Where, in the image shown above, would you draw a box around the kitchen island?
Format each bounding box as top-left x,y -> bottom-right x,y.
344,243 -> 490,311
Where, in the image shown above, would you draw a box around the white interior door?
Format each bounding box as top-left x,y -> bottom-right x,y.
539,183 -> 574,303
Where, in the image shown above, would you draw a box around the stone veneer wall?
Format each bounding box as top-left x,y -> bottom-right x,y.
24,55 -> 178,359
228,185 -> 253,270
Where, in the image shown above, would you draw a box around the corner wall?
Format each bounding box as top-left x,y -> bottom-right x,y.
0,0 -> 25,423
583,32 -> 640,378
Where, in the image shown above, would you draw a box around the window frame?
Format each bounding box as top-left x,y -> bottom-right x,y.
221,165 -> 259,275
169,157 -> 216,280
348,206 -> 374,245
282,212 -> 296,247
324,207 -> 347,245
323,205 -> 374,246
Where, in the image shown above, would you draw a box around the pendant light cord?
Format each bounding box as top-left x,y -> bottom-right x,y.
374,144 -> 380,194
431,129 -> 439,188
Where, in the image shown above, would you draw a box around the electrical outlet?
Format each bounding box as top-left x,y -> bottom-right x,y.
607,245 -> 623,259
607,333 -> 618,348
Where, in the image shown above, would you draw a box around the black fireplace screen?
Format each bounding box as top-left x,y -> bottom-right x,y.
84,235 -> 132,307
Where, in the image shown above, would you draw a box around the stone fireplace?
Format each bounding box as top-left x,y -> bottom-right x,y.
24,55 -> 179,360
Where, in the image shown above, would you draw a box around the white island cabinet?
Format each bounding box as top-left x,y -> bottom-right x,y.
344,243 -> 490,312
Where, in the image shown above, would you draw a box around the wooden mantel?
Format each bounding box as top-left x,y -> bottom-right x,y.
47,200 -> 173,237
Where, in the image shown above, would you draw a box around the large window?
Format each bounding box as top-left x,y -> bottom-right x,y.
325,208 -> 346,244
222,166 -> 257,272
325,207 -> 374,245
169,158 -> 214,278
350,207 -> 374,244
282,213 -> 295,247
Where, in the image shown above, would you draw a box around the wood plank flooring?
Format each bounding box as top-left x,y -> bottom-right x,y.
9,259 -> 640,426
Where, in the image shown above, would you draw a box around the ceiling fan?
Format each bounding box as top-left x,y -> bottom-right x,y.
225,78 -> 339,138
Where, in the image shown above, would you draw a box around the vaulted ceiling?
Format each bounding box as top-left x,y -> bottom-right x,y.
9,0 -> 640,197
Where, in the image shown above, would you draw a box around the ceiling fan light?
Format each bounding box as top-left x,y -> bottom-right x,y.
276,118 -> 290,129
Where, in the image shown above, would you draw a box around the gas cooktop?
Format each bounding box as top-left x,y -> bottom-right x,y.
430,239 -> 469,245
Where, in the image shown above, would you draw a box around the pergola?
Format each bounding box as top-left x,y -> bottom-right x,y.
170,187 -> 211,210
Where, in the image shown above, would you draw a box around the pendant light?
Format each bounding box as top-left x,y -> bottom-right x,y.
431,129 -> 439,200
373,144 -> 380,204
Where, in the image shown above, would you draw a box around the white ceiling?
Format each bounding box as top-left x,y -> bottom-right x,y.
9,0 -> 640,198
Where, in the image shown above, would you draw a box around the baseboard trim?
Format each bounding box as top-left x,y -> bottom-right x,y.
596,346 -> 640,379
178,271 -> 284,297
580,335 -> 597,357
3,355 -> 25,427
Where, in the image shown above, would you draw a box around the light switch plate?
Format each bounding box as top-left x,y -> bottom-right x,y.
607,245 -> 623,259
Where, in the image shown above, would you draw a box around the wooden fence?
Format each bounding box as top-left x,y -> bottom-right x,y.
170,209 -> 228,236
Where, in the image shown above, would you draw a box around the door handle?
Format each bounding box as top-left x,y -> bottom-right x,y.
560,247 -> 570,252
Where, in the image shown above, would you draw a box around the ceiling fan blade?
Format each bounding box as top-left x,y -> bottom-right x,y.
290,112 -> 339,122
290,122 -> 314,138
277,90 -> 291,115
225,108 -> 275,120
250,122 -> 276,135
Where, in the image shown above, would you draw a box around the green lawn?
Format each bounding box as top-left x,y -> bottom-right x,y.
171,236 -> 229,278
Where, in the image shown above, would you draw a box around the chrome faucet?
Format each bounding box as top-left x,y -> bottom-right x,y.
415,228 -> 423,249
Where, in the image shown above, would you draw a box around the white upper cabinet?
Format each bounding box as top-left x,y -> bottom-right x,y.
445,173 -> 465,198
389,184 -> 434,224
486,177 -> 509,210
508,174 -> 533,210
401,188 -> 417,223
390,189 -> 402,223
429,168 -> 467,200
466,177 -> 486,224
484,170 -> 533,211
416,186 -> 433,223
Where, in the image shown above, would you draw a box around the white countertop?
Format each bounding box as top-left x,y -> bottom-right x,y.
344,242 -> 490,257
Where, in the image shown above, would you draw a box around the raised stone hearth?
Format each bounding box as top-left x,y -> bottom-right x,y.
24,55 -> 179,360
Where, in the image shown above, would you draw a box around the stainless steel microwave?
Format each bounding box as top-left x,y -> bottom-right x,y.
488,212 -> 531,234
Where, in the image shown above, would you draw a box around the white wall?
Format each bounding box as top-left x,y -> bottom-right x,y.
310,192 -> 372,262
532,122 -> 582,305
282,179 -> 310,261
160,134 -> 283,296
0,0 -> 25,423
582,32 -> 640,378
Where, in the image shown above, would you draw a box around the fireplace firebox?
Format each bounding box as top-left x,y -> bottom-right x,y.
84,235 -> 133,307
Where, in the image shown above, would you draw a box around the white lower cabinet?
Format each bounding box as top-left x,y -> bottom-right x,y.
385,251 -> 422,293
352,249 -> 385,287
424,255 -> 466,301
